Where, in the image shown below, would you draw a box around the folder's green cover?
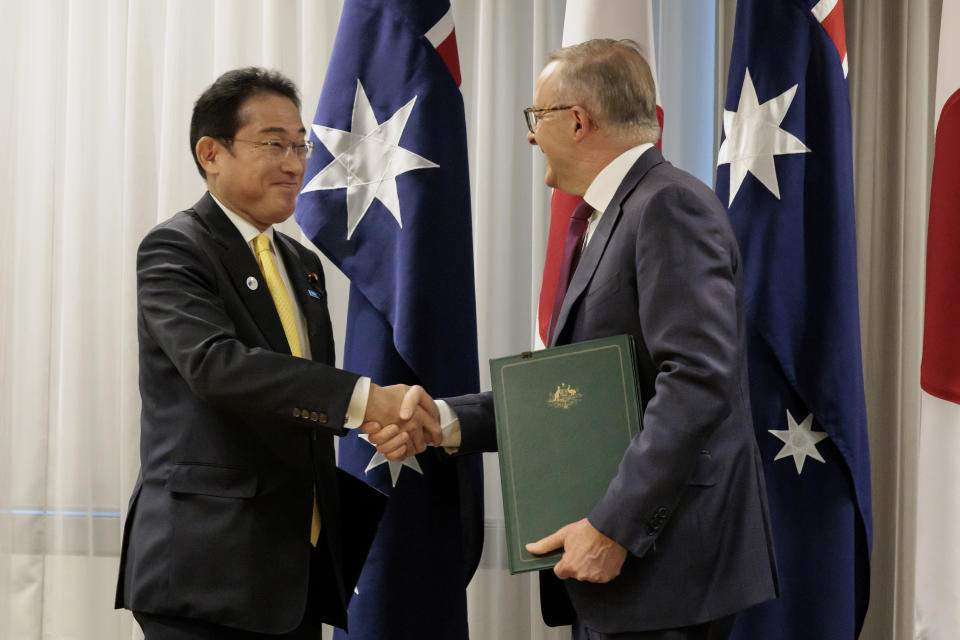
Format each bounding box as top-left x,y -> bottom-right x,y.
491,334 -> 643,574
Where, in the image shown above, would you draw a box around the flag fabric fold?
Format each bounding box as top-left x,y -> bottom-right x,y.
538,0 -> 663,345
915,0 -> 960,636
295,0 -> 482,637
715,1 -> 872,638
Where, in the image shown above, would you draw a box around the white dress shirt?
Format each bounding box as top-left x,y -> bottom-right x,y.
580,143 -> 654,248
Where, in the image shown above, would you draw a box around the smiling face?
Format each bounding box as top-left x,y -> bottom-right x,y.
199,92 -> 307,230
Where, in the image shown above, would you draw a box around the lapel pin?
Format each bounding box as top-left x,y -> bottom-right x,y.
246,276 -> 259,291
307,272 -> 319,282
308,289 -> 321,299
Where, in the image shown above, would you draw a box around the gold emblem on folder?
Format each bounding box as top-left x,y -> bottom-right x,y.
548,383 -> 582,409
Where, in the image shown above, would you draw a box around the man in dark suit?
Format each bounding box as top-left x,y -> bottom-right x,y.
365,40 -> 779,639
115,67 -> 439,639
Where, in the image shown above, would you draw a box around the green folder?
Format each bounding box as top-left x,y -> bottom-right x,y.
491,334 -> 643,574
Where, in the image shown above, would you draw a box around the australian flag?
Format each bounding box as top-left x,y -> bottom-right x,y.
715,1 -> 872,638
295,0 -> 482,637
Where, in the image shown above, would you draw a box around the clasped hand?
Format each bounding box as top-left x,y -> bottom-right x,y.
362,384 -> 440,459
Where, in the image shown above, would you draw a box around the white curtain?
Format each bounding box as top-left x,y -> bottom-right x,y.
845,1 -> 941,638
0,1 -> 719,638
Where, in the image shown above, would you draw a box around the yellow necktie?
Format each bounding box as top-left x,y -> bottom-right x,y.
253,234 -> 302,358
253,234 -> 321,546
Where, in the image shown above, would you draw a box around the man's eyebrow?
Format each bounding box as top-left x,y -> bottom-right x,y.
256,126 -> 308,135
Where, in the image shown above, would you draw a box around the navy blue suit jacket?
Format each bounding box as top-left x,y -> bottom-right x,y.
447,148 -> 778,632
115,193 -> 376,633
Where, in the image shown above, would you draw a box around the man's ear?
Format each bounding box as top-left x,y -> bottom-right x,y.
195,136 -> 221,177
571,106 -> 591,140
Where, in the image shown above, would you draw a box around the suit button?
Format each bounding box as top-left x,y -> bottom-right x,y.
310,411 -> 319,422
293,408 -> 301,418
317,412 -> 328,425
302,409 -> 310,419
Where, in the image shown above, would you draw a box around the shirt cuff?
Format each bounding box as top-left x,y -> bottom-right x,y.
343,376 -> 371,429
435,399 -> 462,453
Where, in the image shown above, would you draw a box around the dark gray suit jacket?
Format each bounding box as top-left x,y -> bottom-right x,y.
448,148 -> 778,632
115,193 -> 370,633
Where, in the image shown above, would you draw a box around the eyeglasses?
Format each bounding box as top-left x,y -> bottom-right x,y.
221,138 -> 315,160
522,105 -> 574,133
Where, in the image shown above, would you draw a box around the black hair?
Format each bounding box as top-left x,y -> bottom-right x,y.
189,67 -> 300,178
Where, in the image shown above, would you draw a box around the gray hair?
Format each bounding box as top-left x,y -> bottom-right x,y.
546,38 -> 660,144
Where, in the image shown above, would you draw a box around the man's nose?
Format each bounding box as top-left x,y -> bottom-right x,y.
280,152 -> 305,173
527,131 -> 537,146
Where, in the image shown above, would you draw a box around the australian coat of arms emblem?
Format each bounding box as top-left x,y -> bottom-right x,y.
548,383 -> 583,409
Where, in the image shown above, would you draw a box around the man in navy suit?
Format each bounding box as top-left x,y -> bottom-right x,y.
115,67 -> 440,639
365,40 -> 779,639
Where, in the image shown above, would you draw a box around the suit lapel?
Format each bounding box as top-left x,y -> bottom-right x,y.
274,231 -> 332,363
194,193 -> 291,355
549,148 -> 665,347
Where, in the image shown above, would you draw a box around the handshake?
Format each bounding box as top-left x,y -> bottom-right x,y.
361,384 -> 442,460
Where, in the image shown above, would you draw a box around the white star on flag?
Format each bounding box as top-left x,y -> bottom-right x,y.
301,79 -> 439,239
717,68 -> 810,206
769,409 -> 829,474
358,432 -> 423,487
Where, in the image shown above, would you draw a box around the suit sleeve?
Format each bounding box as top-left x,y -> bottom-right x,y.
589,184 -> 741,558
442,392 -> 498,454
137,222 -> 360,435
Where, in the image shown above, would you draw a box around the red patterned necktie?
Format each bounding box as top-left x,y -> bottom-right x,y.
547,200 -> 593,345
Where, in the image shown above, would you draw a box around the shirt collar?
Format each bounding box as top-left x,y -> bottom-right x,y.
209,192 -> 275,248
582,143 -> 655,214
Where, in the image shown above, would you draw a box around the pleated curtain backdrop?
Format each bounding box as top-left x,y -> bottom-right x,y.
846,1 -> 941,638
